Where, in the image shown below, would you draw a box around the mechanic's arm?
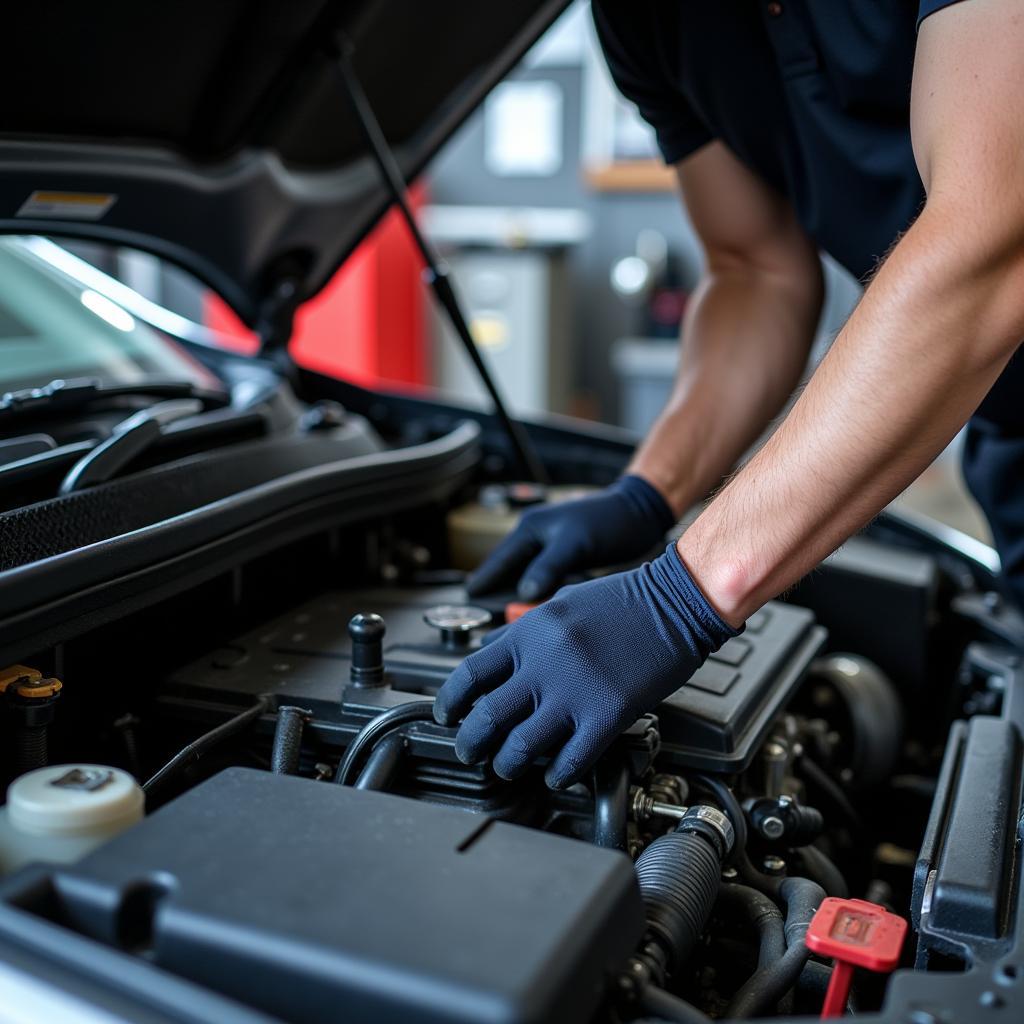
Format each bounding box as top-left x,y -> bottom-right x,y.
678,1 -> 1024,627
436,2 -> 1024,791
630,141 -> 823,514
466,143 -> 822,601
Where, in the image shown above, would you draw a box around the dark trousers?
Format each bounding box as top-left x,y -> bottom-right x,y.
962,348 -> 1024,608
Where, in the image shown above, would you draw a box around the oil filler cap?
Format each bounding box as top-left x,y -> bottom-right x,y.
805,897 -> 907,1018
424,605 -> 492,649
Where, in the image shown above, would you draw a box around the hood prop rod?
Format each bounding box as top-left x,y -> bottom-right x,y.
331,36 -> 548,485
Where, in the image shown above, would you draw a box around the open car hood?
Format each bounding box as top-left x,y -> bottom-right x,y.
0,0 -> 567,340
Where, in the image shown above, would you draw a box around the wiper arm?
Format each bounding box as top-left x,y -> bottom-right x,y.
0,378 -> 229,426
0,433 -> 56,467
57,398 -> 203,494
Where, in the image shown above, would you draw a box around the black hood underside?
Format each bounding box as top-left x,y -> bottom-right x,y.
0,0 -> 567,333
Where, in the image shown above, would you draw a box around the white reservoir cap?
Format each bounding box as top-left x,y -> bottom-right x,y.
7,765 -> 144,838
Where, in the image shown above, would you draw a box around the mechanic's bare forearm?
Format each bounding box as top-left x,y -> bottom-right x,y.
678,203 -> 1024,626
629,259 -> 822,516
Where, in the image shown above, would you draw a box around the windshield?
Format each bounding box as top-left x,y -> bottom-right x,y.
0,236 -> 219,394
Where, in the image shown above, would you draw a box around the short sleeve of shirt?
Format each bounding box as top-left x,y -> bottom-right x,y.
591,1 -> 713,165
918,0 -> 968,27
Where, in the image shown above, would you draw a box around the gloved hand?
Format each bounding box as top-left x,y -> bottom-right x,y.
434,544 -> 738,790
466,474 -> 677,601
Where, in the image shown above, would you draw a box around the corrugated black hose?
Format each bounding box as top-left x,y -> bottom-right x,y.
626,803 -> 734,1024
635,827 -> 724,976
629,817 -> 728,1023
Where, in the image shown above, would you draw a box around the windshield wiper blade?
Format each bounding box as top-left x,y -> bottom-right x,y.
0,378 -> 229,425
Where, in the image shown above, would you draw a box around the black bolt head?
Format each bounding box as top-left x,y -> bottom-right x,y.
348,612 -> 386,643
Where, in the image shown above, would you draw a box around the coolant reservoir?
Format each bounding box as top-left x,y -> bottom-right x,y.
0,764 -> 144,875
447,483 -> 598,571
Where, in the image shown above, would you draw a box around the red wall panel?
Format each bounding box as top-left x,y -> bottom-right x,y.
204,187 -> 427,388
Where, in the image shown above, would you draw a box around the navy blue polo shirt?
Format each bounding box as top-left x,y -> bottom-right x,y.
593,0 -> 964,282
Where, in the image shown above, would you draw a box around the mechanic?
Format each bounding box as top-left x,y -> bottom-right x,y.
435,0 -> 1024,790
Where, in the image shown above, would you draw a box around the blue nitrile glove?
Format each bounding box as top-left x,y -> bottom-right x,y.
434,544 -> 739,790
465,474 -> 676,602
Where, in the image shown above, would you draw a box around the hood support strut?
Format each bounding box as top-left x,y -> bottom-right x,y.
330,35 -> 548,485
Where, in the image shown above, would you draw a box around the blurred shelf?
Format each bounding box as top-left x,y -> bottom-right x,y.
583,160 -> 676,193
420,205 -> 590,248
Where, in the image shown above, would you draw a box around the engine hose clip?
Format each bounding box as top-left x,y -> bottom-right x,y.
679,804 -> 735,857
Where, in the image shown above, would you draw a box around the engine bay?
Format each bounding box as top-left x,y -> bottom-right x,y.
4,1 -> 1023,1015
0,375 -> 1022,1024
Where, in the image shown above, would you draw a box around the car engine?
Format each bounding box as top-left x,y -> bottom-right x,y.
0,382 -> 1022,1024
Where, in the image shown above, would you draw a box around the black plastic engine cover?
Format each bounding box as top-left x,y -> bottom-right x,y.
166,585 -> 824,774
657,602 -> 826,771
10,769 -> 644,1024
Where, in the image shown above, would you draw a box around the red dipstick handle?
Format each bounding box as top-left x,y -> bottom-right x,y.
805,898 -> 908,1019
821,960 -> 855,1017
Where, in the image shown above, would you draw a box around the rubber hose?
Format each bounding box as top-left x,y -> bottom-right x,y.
725,876 -> 825,1019
799,754 -> 863,831
693,774 -> 782,898
270,706 -> 309,775
799,961 -> 858,1014
354,732 -> 406,790
634,829 -> 723,974
797,844 -> 849,899
779,876 -> 825,947
639,985 -> 714,1024
143,696 -> 272,797
727,939 -> 811,1019
716,884 -> 785,969
592,759 -> 630,850
334,700 -> 435,785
